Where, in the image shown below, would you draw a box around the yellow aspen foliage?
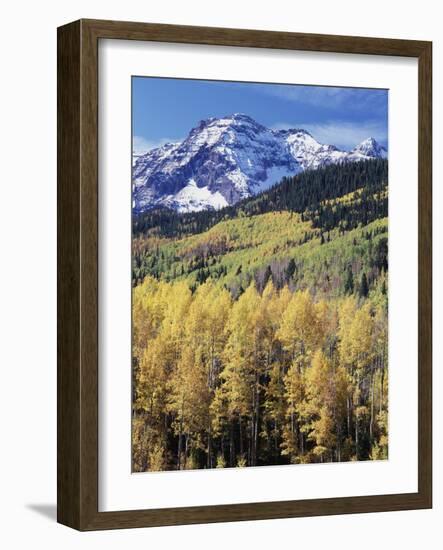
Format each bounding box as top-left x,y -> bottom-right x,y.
277,290 -> 320,364
132,278 -> 388,470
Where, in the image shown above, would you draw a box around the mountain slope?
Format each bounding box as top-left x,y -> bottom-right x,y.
133,114 -> 387,213
132,203 -> 388,300
132,158 -> 389,299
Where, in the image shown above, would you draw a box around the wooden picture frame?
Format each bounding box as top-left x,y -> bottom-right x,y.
57,18 -> 432,530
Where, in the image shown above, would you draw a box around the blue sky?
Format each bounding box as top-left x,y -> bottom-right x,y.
132,77 -> 388,153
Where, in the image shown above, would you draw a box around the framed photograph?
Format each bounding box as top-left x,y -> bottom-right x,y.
57,19 -> 432,530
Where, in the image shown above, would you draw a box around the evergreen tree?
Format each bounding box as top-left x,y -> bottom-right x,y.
359,272 -> 369,298
344,265 -> 354,295
285,258 -> 296,282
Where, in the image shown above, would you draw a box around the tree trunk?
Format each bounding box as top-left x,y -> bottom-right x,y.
207,424 -> 212,468
346,395 -> 351,438
239,417 -> 243,456
230,423 -> 235,467
274,418 -> 278,457
299,422 -> 304,456
184,434 -> 189,469
355,370 -> 360,459
355,411 -> 359,460
369,369 -> 375,446
380,362 -> 385,414
253,372 -> 260,466
177,420 -> 183,470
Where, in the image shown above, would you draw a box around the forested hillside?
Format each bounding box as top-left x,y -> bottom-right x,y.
132,159 -> 389,471
133,158 -> 387,238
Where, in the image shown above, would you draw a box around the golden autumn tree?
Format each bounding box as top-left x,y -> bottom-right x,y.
277,290 -> 321,462
301,350 -> 348,462
339,299 -> 375,459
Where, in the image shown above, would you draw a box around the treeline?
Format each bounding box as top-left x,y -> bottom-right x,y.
132,158 -> 388,239
133,278 -> 388,471
307,187 -> 387,233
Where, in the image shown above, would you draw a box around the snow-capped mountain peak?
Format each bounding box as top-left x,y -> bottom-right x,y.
133,114 -> 387,213
351,137 -> 388,159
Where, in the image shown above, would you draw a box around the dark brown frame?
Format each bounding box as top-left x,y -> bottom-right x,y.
57,18 -> 432,531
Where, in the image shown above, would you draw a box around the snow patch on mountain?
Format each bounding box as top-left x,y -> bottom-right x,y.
168,178 -> 228,213
254,165 -> 299,194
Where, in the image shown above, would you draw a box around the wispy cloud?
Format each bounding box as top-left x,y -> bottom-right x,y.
259,85 -> 387,114
132,135 -> 181,154
272,120 -> 388,150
